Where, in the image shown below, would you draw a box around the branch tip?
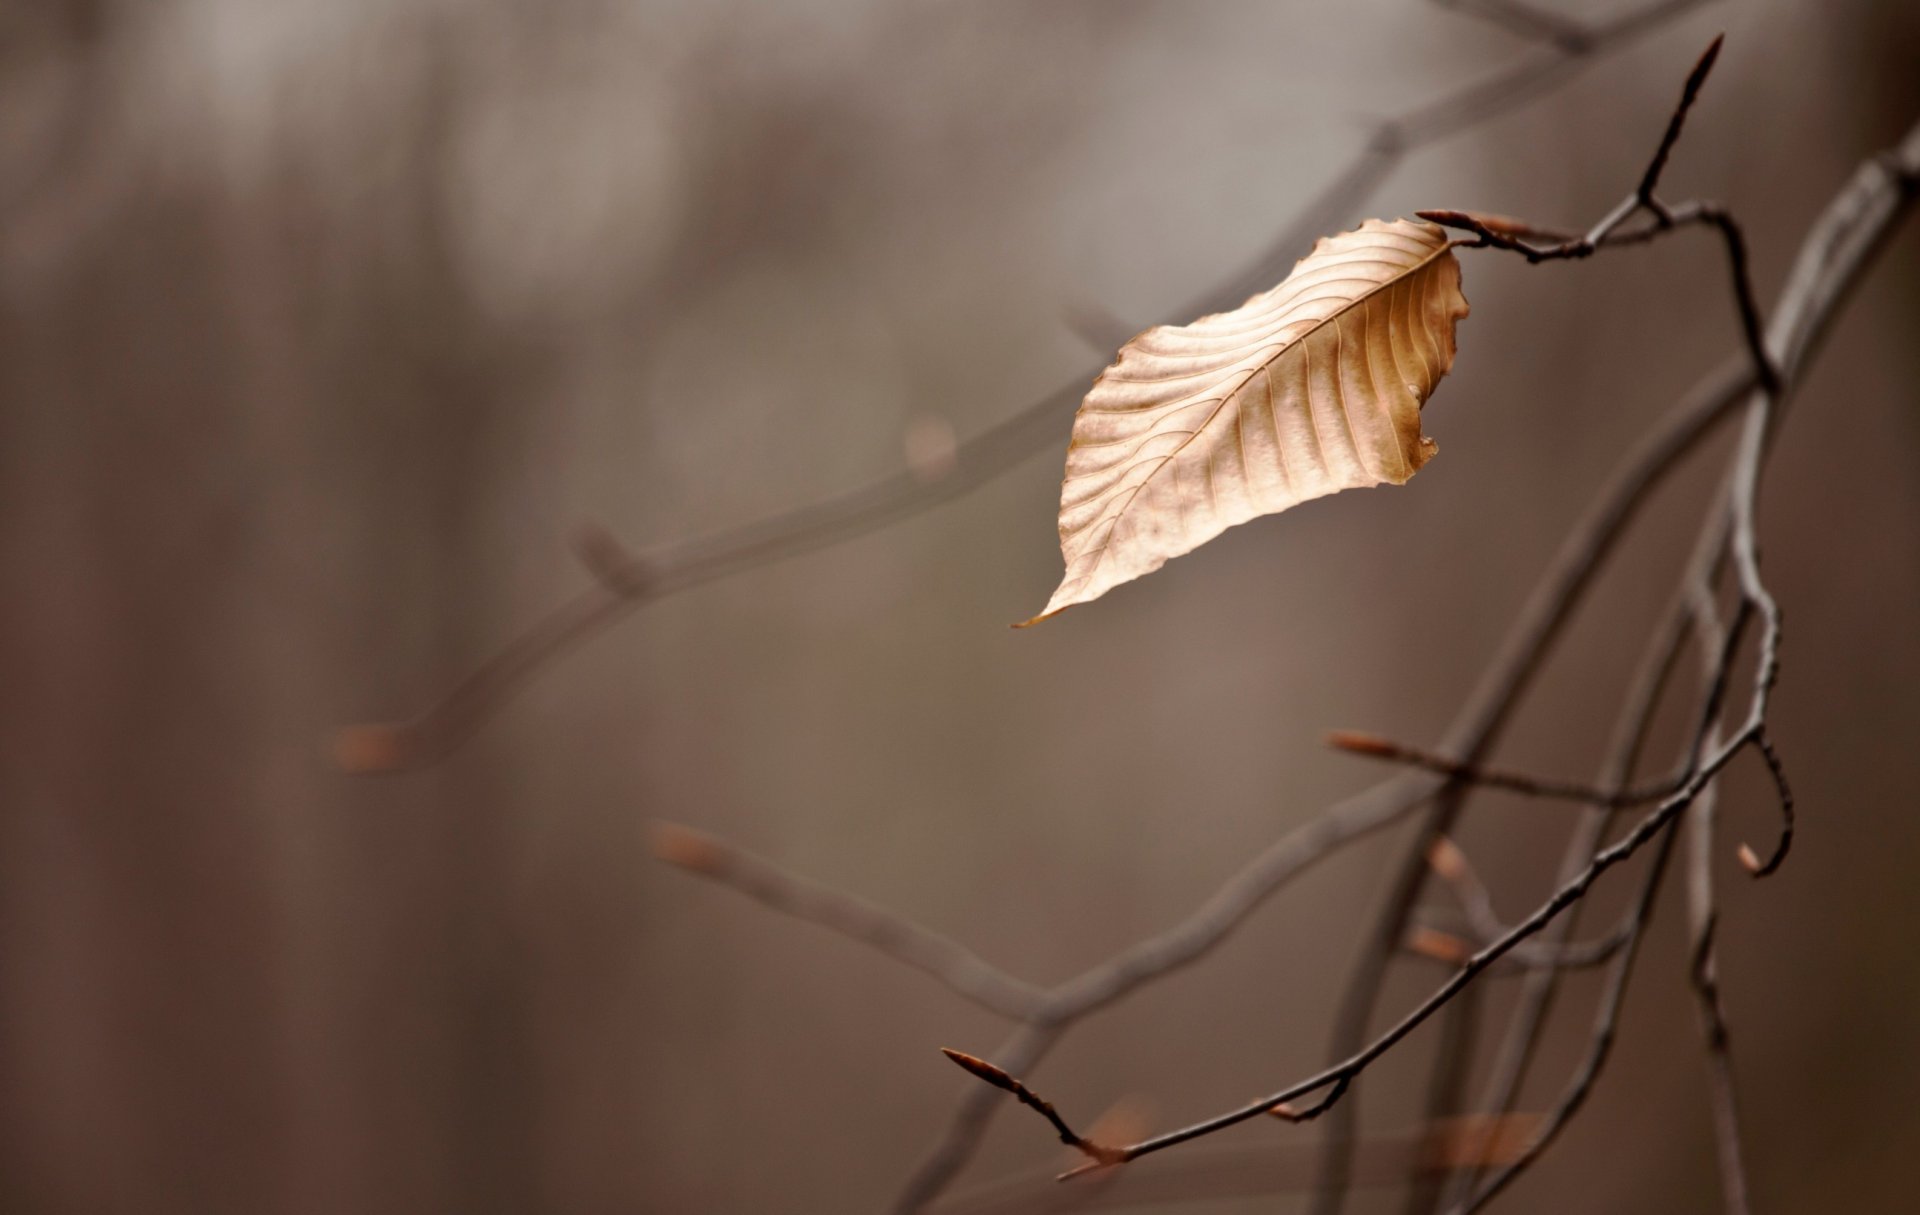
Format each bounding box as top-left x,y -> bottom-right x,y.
1427,836 -> 1470,883
1055,1160 -> 1112,1183
650,822 -> 733,875
572,522 -> 652,597
331,723 -> 412,774
941,1047 -> 1016,1092
1407,925 -> 1475,966
1325,729 -> 1396,757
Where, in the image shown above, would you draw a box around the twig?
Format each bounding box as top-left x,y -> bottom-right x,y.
928,1115 -> 1547,1215
339,0 -> 1726,772
1431,0 -> 1595,51
939,1052 -> 1125,1170
650,823 -> 1047,1021
1325,731 -> 1683,807
1686,807 -> 1753,1215
1446,510 -> 1727,1210
1419,838 -> 1630,969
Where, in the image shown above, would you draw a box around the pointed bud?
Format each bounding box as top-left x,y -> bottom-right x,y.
941,1048 -> 1017,1093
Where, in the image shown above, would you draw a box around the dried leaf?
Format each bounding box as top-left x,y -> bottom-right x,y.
1023,218 -> 1468,625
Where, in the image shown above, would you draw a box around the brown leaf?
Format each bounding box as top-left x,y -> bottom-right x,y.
1022,218 -> 1468,625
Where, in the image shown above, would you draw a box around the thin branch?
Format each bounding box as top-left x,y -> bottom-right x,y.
1637,33 -> 1723,201
895,1026 -> 1061,1215
340,0 -> 1727,772
1441,515 -> 1727,1207
1420,838 -> 1630,969
1454,811 -> 1689,1212
1430,0 -> 1596,51
1447,515 -> 1728,1210
1325,731 -> 1683,807
650,823 -> 1048,1021
1686,802 -> 1753,1215
929,1115 -> 1548,1215
939,1051 -> 1124,1169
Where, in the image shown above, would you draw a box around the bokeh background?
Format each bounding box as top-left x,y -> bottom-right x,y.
4,1 -> 1918,1212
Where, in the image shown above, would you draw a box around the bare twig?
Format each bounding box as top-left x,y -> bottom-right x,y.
1431,0 -> 1595,51
939,1051 -> 1125,1170
1420,838 -> 1631,969
650,823 -> 1047,1021
340,0 -> 1726,771
1686,807 -> 1753,1215
928,1115 -> 1547,1215
1447,510 -> 1728,1210
1326,731 -> 1682,807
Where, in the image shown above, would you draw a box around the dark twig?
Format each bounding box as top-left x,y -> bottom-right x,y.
939,1051 -> 1125,1171
929,1115 -> 1548,1215
340,0 -> 1726,772
1637,33 -> 1722,202
1325,731 -> 1684,807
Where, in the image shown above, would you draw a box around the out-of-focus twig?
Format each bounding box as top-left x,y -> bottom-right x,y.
650,823 -> 1048,1021
1430,0 -> 1595,51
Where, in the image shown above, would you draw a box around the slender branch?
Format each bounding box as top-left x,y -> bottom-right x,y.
1686,804 -> 1753,1215
939,1051 -> 1124,1168
650,823 -> 1048,1021
1447,515 -> 1728,1210
1637,33 -> 1723,201
1454,812 -> 1689,1211
339,0 -> 1727,772
1442,516 -> 1727,1208
1420,838 -> 1630,969
1325,731 -> 1683,807
1430,0 -> 1595,51
894,1026 -> 1060,1215
928,1116 -> 1547,1215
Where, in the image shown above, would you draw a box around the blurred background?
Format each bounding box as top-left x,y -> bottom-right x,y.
3,1 -> 1917,1212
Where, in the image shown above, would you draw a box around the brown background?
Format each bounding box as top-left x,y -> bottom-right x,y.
3,2 -> 1918,1212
